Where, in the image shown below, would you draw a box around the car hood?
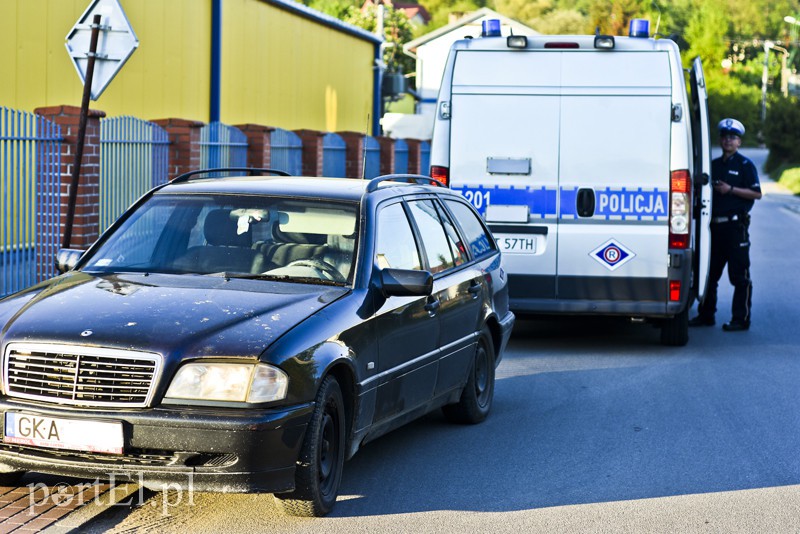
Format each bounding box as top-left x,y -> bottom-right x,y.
0,272 -> 348,360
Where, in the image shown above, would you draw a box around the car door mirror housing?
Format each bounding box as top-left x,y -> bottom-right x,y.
380,268 -> 433,297
55,248 -> 86,273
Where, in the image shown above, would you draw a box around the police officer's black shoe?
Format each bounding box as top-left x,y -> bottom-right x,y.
722,321 -> 749,332
688,315 -> 715,327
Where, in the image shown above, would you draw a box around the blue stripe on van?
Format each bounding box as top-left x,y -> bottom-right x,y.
452,185 -> 558,218
592,187 -> 668,220
453,185 -> 668,221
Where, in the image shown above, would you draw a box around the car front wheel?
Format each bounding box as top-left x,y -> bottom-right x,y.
443,326 -> 495,424
274,375 -> 345,517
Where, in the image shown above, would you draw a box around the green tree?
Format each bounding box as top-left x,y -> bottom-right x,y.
683,0 -> 730,69
307,0 -> 360,19
421,0 -> 487,32
345,4 -> 416,75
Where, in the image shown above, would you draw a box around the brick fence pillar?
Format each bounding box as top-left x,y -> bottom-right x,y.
338,131 -> 365,179
377,136 -> 396,176
34,105 -> 106,249
152,118 -> 204,181
293,129 -> 324,176
235,124 -> 273,169
405,139 -> 423,175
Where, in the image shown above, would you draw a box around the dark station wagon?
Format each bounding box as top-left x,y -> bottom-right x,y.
0,170 -> 514,516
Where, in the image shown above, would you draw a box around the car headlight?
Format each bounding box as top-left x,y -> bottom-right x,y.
165,362 -> 288,403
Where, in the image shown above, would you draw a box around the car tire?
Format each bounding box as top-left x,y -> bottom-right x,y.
274,375 -> 345,517
0,471 -> 24,486
442,327 -> 495,424
661,306 -> 689,346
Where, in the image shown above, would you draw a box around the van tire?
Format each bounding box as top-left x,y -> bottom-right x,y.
661,307 -> 689,346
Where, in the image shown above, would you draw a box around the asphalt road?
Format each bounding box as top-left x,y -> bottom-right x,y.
78,148 -> 800,533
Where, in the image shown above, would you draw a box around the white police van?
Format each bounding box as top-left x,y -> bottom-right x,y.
429,19 -> 712,345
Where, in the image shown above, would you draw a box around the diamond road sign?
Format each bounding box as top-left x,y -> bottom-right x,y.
65,0 -> 139,100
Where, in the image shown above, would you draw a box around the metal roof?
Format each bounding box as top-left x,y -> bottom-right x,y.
263,0 -> 382,45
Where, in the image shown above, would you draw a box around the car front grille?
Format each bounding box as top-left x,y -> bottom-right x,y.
3,343 -> 161,408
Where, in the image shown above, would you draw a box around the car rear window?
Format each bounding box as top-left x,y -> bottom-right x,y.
444,199 -> 496,260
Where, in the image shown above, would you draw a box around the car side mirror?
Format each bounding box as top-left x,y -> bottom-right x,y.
55,248 -> 85,274
380,268 -> 433,297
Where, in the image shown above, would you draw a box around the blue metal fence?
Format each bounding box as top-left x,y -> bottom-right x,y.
1,107 -> 63,298
364,136 -> 381,179
419,141 -> 431,176
100,117 -> 170,231
394,139 -> 409,174
200,122 -> 248,177
270,128 -> 303,175
322,133 -> 346,177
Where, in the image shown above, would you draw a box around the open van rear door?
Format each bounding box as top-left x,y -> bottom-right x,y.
689,57 -> 712,302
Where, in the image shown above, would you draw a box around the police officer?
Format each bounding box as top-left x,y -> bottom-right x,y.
690,118 -> 762,331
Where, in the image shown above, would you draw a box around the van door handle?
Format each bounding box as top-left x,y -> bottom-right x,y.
576,188 -> 595,218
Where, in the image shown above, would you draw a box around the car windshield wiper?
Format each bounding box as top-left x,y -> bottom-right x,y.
206,272 -> 344,286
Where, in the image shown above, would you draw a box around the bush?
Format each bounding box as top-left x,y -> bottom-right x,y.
775,167 -> 800,195
763,95 -> 800,172
705,71 -> 763,147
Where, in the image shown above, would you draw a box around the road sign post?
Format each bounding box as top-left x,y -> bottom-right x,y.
63,14 -> 101,249
63,0 -> 138,248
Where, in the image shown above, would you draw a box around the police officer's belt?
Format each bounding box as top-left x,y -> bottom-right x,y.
711,214 -> 741,224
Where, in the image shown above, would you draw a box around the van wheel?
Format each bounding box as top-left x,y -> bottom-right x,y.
443,327 -> 495,424
661,307 -> 689,346
274,376 -> 345,517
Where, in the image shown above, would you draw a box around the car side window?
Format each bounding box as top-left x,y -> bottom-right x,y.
375,202 -> 422,270
444,199 -> 496,259
436,202 -> 469,267
406,199 -> 456,274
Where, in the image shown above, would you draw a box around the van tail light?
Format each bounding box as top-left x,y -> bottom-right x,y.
431,165 -> 450,187
669,280 -> 682,302
669,170 -> 691,249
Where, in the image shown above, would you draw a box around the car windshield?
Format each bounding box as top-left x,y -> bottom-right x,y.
82,194 -> 359,286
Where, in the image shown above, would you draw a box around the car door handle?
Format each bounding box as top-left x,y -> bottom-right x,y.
424,298 -> 440,315
468,281 -> 481,298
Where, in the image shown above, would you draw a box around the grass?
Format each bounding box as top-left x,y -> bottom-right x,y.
776,166 -> 800,195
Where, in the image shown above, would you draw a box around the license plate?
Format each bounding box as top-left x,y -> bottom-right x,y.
4,412 -> 124,454
495,234 -> 537,254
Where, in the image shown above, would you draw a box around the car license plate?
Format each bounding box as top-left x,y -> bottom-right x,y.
495,234 -> 537,254
4,412 -> 124,454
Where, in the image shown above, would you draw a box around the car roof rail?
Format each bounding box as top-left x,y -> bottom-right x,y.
366,174 -> 441,193
171,168 -> 291,184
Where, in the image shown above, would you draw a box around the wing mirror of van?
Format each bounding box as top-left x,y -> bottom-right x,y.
56,248 -> 85,273
380,268 -> 433,297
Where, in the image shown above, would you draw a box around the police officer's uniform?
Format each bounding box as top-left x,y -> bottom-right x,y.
693,119 -> 761,330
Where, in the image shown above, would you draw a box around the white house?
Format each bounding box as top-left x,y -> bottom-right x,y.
382,8 -> 538,139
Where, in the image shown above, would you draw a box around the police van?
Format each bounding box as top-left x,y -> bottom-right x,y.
429,19 -> 712,345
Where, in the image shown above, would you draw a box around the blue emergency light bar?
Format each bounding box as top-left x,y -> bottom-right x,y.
482,19 -> 501,37
629,19 -> 650,38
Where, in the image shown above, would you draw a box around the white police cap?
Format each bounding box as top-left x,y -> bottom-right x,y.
718,118 -> 745,137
